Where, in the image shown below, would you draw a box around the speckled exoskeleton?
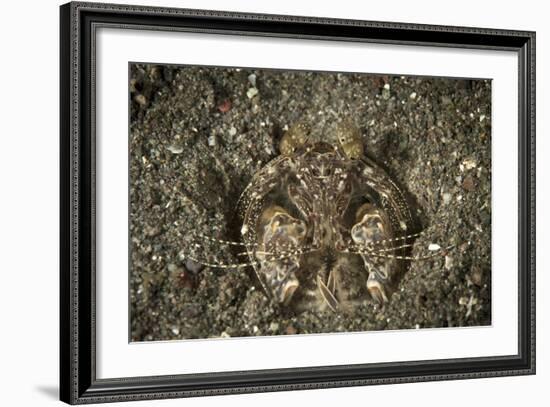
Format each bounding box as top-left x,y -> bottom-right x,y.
187,121 -> 448,312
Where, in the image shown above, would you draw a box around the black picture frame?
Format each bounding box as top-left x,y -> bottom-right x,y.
60,1 -> 536,404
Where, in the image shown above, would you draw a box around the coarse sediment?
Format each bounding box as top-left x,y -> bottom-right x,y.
129,64 -> 491,341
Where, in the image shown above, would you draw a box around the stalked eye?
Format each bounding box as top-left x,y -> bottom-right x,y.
335,120 -> 363,160
279,121 -> 310,155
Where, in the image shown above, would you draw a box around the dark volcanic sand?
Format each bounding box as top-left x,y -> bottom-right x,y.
129,63 -> 491,341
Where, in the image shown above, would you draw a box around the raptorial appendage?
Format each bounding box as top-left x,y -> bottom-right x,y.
351,203 -> 398,304
252,206 -> 307,304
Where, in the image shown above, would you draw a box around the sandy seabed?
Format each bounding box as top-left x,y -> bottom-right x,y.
129,64 -> 491,341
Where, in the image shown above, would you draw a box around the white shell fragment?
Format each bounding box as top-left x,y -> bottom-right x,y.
247,73 -> 256,87
462,158 -> 477,170
167,144 -> 184,154
444,255 -> 454,270
247,87 -> 258,99
428,243 -> 441,251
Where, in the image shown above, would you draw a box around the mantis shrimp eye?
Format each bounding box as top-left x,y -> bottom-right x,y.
279,122 -> 310,155
335,120 -> 363,160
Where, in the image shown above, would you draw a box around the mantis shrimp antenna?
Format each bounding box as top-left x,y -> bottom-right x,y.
181,247 -> 318,270
342,244 -> 455,262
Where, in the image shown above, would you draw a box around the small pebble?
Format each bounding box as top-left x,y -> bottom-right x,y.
285,325 -> 297,335
129,78 -> 138,92
134,94 -> 147,106
218,99 -> 232,113
441,95 -> 452,105
466,296 -> 478,317
471,266 -> 483,286
167,144 -> 183,154
247,87 -> 258,99
462,158 -> 477,170
428,243 -> 441,251
185,259 -> 204,274
248,73 -> 257,87
444,255 -> 454,270
145,226 -> 161,237
208,135 -> 217,147
462,175 -> 475,192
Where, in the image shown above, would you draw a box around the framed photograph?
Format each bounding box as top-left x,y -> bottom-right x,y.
60,1 -> 535,404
